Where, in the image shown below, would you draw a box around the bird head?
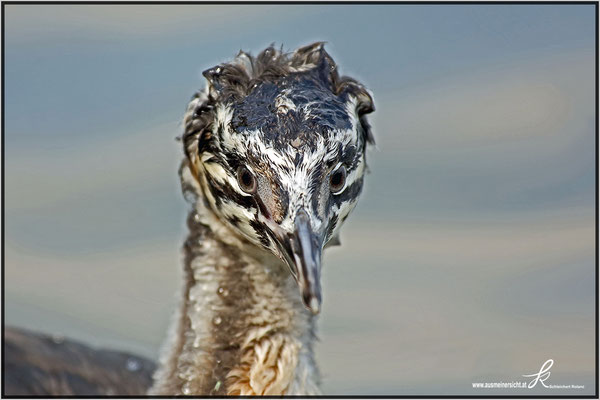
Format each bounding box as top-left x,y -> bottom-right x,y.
181,43 -> 374,314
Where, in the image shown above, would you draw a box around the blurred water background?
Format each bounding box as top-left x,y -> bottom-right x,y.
4,4 -> 596,395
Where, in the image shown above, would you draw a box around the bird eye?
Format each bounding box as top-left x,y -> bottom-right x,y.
237,166 -> 257,194
329,166 -> 347,194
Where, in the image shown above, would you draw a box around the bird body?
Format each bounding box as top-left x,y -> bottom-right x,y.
150,42 -> 375,396
4,326 -> 155,396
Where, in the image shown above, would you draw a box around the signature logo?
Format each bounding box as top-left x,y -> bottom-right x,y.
522,359 -> 553,388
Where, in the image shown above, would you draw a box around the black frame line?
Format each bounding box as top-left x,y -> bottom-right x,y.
0,1 -> 597,399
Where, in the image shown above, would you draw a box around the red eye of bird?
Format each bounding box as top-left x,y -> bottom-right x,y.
329,166 -> 347,194
237,166 -> 257,194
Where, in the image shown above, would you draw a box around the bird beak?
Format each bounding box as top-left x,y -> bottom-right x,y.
272,208 -> 324,314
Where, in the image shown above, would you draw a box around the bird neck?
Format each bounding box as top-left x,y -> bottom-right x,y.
150,177 -> 320,395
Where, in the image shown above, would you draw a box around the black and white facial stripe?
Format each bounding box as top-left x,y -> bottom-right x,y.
182,43 -> 374,257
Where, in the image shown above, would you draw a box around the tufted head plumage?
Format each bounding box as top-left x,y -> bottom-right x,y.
180,42 -> 375,313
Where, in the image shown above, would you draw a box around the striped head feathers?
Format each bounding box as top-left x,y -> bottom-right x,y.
181,42 -> 375,313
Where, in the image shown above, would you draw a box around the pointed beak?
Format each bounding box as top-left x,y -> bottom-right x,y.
273,208 -> 324,314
